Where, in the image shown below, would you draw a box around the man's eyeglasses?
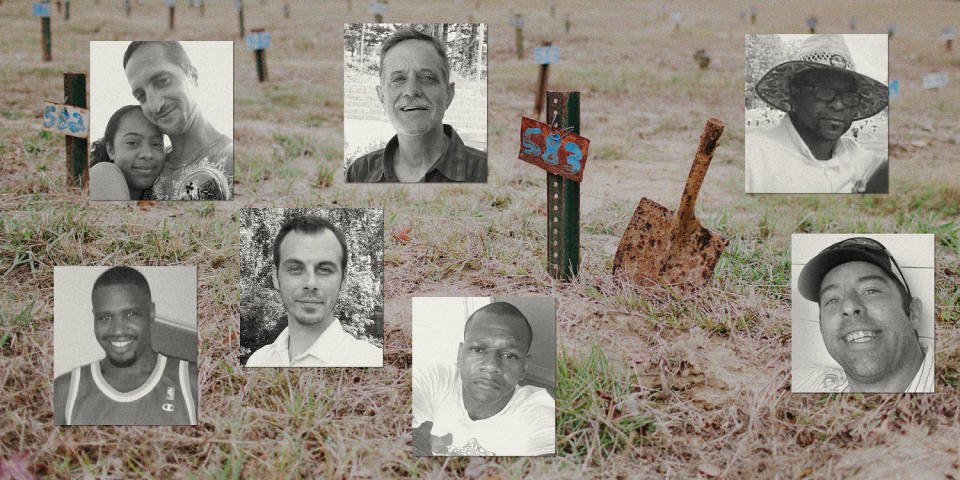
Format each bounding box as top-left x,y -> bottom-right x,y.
797,84 -> 862,107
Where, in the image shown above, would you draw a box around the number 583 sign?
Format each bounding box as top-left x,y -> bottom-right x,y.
42,102 -> 89,138
518,117 -> 590,182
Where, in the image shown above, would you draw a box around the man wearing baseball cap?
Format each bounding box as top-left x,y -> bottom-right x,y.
794,237 -> 934,392
746,35 -> 889,193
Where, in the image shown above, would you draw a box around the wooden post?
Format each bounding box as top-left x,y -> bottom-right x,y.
546,91 -> 581,281
64,0 -> 69,20
169,5 -> 175,30
252,28 -> 268,82
64,74 -> 88,187
564,15 -> 570,34
237,1 -> 245,38
947,38 -> 954,52
514,15 -> 524,59
42,16 -> 52,62
533,42 -> 550,118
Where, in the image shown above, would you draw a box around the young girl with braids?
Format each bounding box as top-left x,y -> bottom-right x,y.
89,106 -> 164,200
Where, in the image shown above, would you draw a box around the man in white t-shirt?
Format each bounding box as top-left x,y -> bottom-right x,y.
245,215 -> 382,367
412,302 -> 555,456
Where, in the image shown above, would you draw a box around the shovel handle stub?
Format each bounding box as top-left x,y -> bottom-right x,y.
675,118 -> 724,237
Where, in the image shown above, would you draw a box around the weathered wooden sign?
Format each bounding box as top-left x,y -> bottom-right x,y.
32,2 -> 51,17
922,72 -> 948,89
519,116 -> 589,183
42,102 -> 89,138
245,31 -> 270,50
534,46 -> 560,65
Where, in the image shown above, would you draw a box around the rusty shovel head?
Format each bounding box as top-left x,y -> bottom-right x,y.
612,118 -> 728,289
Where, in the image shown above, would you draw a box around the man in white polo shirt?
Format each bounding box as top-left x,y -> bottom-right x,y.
245,215 -> 382,367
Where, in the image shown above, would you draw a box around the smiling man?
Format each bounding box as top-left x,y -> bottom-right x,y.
746,35 -> 888,193
412,302 -> 555,456
53,267 -> 198,425
245,215 -> 382,367
123,41 -> 233,200
795,237 -> 934,393
347,28 -> 487,183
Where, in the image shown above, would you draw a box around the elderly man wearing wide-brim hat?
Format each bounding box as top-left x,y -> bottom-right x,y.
746,35 -> 889,193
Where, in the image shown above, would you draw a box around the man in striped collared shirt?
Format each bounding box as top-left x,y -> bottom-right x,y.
794,237 -> 934,393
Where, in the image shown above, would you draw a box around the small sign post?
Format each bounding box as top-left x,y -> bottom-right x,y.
806,16 -> 818,34
889,79 -> 899,100
33,2 -> 52,62
236,0 -> 245,38
47,73 -> 90,187
671,13 -> 682,31
749,6 -> 756,25
283,2 -> 290,19
922,72 -> 949,90
246,29 -> 270,82
167,0 -> 175,30
563,14 -> 570,34
533,44 -> 560,117
943,28 -> 955,51
511,14 -> 524,59
849,17 -> 856,31
370,0 -> 387,22
888,25 -> 896,38
517,92 -> 591,281
124,0 -> 130,17
64,0 -> 69,20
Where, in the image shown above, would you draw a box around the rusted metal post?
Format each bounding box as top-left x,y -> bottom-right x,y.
533,42 -> 550,118
64,73 -> 88,187
546,91 -> 580,281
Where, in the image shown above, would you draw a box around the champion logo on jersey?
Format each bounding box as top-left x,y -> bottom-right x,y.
161,403 -> 175,413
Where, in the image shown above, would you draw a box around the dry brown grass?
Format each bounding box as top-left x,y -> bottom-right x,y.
1,0 -> 959,478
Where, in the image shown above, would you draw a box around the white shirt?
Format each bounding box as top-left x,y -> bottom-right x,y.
745,115 -> 881,193
413,364 -> 555,456
793,343 -> 935,393
245,320 -> 382,367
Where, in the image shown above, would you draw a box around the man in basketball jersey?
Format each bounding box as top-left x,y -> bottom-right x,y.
53,267 -> 198,425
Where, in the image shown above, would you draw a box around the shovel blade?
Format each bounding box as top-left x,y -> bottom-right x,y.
613,198 -> 727,288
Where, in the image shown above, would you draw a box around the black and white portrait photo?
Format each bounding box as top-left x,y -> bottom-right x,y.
240,208 -> 384,368
89,41 -> 233,201
792,234 -> 935,393
343,23 -> 488,183
745,34 -> 888,193
53,266 -> 198,426
412,297 -> 556,456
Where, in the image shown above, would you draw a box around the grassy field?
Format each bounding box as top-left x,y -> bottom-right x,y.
1,0 -> 958,478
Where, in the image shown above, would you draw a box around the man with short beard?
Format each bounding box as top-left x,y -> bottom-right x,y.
53,267 -> 198,425
123,41 -> 233,200
795,237 -> 934,392
245,216 -> 382,367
